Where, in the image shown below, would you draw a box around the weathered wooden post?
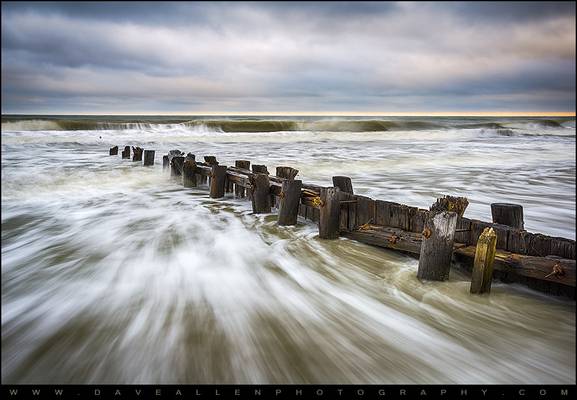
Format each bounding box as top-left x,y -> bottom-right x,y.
122,146 -> 130,159
109,146 -> 118,155
417,210 -> 458,281
319,187 -> 341,239
274,166 -> 298,208
163,155 -> 169,170
204,156 -> 218,165
183,159 -> 197,187
170,156 -> 184,177
143,150 -> 155,166
332,176 -> 354,194
209,165 -> 227,198
470,227 -> 498,294
235,160 -> 251,197
132,146 -> 143,162
252,165 -> 269,174
251,173 -> 271,213
202,156 -> 218,185
278,180 -> 303,226
491,203 -> 524,230
276,166 -> 299,180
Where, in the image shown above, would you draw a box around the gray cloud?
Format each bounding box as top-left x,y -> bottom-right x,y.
1,1 -> 575,114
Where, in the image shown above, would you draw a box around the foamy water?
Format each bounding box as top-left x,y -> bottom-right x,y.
1,116 -> 575,383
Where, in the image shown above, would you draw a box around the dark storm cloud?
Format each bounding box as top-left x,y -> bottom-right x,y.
1,1 -> 575,114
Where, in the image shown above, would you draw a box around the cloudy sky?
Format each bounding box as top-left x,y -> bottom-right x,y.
1,1 -> 575,115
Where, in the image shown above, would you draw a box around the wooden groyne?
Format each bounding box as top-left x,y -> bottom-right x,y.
110,146 -> 576,299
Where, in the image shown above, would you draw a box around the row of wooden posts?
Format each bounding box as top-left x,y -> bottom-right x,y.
109,145 -> 575,298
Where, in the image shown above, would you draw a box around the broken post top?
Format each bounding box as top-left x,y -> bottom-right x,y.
252,164 -> 269,174
204,156 -> 218,165
430,195 -> 469,217
332,176 -> 354,194
235,160 -> 250,168
276,166 -> 299,180
491,203 -> 524,230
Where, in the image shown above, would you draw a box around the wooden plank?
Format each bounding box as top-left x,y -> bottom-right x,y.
507,229 -> 530,255
312,207 -> 320,223
298,204 -> 307,218
454,216 -> 471,244
550,237 -> 576,260
393,203 -> 414,230
469,219 -> 492,246
338,191 -> 353,232
527,233 -> 552,257
355,195 -> 375,227
306,205 -> 316,222
375,200 -> 394,227
344,226 -> 422,255
490,223 -> 510,250
347,197 -> 357,231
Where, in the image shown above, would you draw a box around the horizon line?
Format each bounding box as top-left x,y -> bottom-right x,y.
1,111 -> 575,117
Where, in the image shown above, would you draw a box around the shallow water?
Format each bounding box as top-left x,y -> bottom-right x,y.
1,116 -> 575,383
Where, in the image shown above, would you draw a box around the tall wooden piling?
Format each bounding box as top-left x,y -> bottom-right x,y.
319,187 -> 341,239
491,203 -> 524,230
235,160 -> 251,197
209,165 -> 227,198
417,210 -> 458,281
122,146 -> 130,159
332,176 -> 354,194
183,159 -> 197,187
163,155 -> 169,170
470,227 -> 498,294
171,156 -> 184,177
109,146 -> 118,156
278,180 -> 303,226
132,147 -> 143,162
251,173 -> 271,213
143,150 -> 155,166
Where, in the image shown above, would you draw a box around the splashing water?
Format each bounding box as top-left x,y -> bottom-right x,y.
1,116 -> 575,383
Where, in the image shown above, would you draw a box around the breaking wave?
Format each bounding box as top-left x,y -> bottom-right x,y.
2,117 -> 574,134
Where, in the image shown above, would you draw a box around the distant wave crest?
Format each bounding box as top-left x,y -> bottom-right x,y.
2,117 -> 574,134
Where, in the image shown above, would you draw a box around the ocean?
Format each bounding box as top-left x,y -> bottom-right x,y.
1,115 -> 575,383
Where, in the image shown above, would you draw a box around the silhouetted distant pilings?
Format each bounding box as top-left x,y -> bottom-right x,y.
107,146 -> 576,299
